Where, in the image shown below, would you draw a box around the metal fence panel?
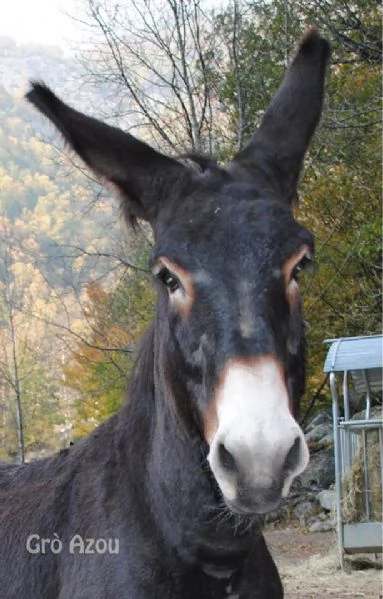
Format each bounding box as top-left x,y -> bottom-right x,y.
324,335 -> 383,569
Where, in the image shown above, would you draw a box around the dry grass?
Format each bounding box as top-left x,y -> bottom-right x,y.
280,544 -> 383,598
342,428 -> 382,523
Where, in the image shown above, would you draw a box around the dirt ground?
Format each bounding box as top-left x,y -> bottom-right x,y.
265,527 -> 382,598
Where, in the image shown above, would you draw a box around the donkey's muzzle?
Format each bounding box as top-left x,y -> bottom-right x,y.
216,436 -> 304,515
206,356 -> 309,514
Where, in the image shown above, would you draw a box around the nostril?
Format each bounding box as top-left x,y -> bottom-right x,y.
218,443 -> 237,473
283,436 -> 301,473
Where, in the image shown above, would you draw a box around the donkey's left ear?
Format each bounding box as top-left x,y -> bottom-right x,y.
228,28 -> 330,206
26,82 -> 185,224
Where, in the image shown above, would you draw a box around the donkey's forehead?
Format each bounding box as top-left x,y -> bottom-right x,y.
154,181 -> 313,266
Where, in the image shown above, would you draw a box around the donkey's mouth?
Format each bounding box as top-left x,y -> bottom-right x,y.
224,483 -> 283,516
208,463 -> 283,517
225,495 -> 282,516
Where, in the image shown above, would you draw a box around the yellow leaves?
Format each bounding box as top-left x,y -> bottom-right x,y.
70,282 -> 135,368
62,259 -> 155,438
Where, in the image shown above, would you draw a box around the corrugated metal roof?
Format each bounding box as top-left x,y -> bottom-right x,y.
323,334 -> 383,373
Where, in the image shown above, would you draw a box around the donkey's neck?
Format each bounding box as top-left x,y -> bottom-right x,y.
125,320 -> 261,569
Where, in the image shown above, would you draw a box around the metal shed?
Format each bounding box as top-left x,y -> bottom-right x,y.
324,335 -> 383,569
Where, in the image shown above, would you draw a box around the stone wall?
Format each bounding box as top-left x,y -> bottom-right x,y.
267,410 -> 336,532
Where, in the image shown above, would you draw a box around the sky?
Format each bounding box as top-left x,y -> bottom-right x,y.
1,0 -> 83,48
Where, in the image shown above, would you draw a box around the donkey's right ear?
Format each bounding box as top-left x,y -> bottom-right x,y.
26,82 -> 185,225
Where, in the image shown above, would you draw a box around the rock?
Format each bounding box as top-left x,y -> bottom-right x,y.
308,520 -> 334,533
317,489 -> 336,512
265,504 -> 290,525
305,423 -> 332,444
318,432 -> 334,445
298,445 -> 335,490
293,500 -> 315,525
352,405 -> 382,421
281,410 -> 339,529
305,411 -> 332,432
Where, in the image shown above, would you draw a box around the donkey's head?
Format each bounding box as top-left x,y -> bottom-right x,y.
26,29 -> 329,515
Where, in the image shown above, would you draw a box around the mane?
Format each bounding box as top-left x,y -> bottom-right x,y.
178,152 -> 219,173
124,323 -> 155,408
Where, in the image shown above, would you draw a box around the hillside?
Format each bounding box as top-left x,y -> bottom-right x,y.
0,38 -> 147,459
0,37 -> 128,289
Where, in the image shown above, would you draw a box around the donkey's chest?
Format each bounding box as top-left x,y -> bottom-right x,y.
56,558 -> 280,599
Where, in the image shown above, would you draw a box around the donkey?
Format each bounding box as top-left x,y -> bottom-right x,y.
0,29 -> 329,599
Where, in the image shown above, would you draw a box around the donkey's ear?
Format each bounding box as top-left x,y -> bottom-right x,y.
229,28 -> 330,205
26,82 -> 185,224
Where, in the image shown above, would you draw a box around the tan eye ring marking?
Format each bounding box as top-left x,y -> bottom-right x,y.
152,257 -> 195,320
282,245 -> 312,311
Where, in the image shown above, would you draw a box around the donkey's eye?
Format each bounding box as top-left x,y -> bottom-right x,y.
291,256 -> 312,282
157,268 -> 180,293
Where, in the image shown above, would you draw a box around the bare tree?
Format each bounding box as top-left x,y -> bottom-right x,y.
0,219 -> 63,461
0,222 -> 26,462
75,0 -> 221,154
